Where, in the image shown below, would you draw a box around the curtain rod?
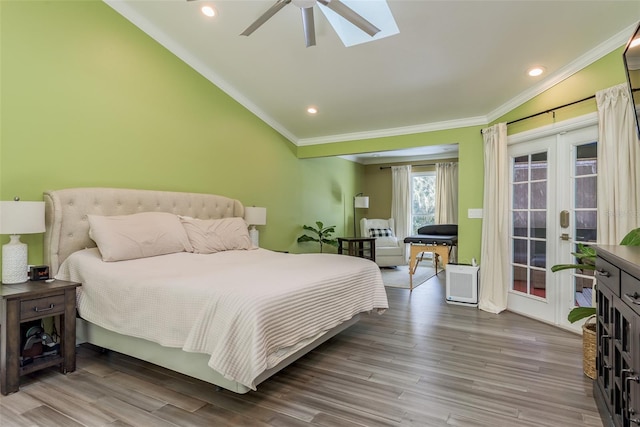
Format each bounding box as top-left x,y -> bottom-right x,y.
479,94 -> 596,134
379,163 -> 436,170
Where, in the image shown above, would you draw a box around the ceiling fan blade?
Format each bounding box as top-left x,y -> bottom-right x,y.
301,7 -> 316,47
241,0 -> 292,36
317,0 -> 380,37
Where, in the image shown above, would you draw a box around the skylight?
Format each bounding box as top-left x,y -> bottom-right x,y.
318,0 -> 399,47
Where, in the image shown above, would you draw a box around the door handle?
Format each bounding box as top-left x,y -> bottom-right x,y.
560,233 -> 570,241
560,210 -> 570,228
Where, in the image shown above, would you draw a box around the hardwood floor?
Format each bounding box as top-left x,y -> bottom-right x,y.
0,272 -> 602,426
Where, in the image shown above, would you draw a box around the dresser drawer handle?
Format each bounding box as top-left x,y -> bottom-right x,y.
624,293 -> 640,305
33,304 -> 55,312
596,269 -> 611,277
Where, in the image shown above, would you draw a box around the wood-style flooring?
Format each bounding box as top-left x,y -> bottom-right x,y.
0,272 -> 602,426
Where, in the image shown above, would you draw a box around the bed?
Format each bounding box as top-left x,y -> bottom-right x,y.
44,187 -> 388,394
403,224 -> 458,291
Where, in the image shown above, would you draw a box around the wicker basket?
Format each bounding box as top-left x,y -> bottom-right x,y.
583,321 -> 597,379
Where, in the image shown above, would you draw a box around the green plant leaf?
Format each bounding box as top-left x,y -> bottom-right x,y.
551,263 -> 596,272
620,228 -> 640,246
568,307 -> 596,323
297,235 -> 319,243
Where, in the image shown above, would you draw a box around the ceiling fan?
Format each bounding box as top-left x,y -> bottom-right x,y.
240,0 -> 381,47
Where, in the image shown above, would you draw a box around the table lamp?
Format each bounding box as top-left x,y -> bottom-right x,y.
353,193 -> 369,237
244,206 -> 267,247
0,198 -> 46,284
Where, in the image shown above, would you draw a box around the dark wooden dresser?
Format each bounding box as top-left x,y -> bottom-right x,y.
595,245 -> 640,427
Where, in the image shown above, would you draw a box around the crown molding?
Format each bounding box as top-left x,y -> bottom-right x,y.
296,116 -> 487,146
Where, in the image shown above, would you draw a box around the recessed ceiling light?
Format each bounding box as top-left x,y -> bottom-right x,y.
307,107 -> 318,115
201,6 -> 216,17
527,66 -> 545,77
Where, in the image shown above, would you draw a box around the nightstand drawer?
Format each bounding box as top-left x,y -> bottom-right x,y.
20,294 -> 65,321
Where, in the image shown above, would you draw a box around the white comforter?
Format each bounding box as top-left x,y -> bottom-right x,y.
57,248 -> 388,389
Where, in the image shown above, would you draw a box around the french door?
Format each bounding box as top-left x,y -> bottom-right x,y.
507,124 -> 598,332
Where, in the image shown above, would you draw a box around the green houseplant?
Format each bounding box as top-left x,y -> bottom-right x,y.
550,243 -> 597,323
551,229 -> 640,380
551,228 -> 640,323
297,221 -> 338,253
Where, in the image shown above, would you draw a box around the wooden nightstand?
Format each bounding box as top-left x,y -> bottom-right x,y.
0,279 -> 81,395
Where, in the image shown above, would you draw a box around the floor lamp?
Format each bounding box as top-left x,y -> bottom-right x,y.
353,193 -> 369,237
0,199 -> 46,284
244,206 -> 267,247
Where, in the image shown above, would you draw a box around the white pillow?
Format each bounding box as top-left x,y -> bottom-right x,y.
179,216 -> 254,254
88,212 -> 193,262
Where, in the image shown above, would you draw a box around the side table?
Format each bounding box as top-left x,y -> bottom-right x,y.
0,279 -> 81,395
337,237 -> 376,262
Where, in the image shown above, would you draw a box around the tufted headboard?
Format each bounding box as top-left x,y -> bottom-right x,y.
44,188 -> 245,274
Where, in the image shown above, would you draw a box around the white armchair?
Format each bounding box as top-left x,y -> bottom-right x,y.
360,218 -> 405,267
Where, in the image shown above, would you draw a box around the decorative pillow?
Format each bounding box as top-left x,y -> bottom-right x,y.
88,212 -> 193,262
369,228 -> 395,238
179,216 -> 254,254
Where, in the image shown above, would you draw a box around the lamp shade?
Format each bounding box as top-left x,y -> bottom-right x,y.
244,207 -> 267,226
0,201 -> 45,235
354,196 -> 369,209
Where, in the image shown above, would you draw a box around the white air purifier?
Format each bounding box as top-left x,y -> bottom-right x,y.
445,264 -> 479,307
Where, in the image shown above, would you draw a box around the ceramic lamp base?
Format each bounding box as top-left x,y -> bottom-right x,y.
249,227 -> 259,248
2,235 -> 28,284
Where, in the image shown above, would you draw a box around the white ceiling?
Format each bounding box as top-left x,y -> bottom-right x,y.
105,0 -> 639,150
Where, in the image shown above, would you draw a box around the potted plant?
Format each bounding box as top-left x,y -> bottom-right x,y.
551,243 -> 597,322
552,229 -> 640,322
551,228 -> 640,379
297,221 -> 338,253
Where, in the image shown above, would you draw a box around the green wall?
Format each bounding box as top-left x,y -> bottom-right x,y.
0,0 -> 360,266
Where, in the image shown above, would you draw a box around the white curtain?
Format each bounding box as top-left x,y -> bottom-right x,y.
392,165 -> 412,262
435,162 -> 458,224
596,83 -> 640,245
478,123 -> 510,314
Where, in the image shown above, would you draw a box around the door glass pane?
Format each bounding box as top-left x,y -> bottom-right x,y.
513,211 -> 527,237
531,211 -> 546,238
530,240 -> 546,268
513,184 -> 528,209
531,152 -> 548,180
511,151 -> 547,299
530,269 -> 546,297
530,182 -> 546,209
514,156 -> 528,182
513,266 -> 528,293
513,238 -> 527,264
575,176 -> 597,209
573,142 -> 597,309
575,210 -> 597,242
576,143 -> 597,175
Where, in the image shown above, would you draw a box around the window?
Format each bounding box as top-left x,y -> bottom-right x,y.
411,172 -> 436,234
